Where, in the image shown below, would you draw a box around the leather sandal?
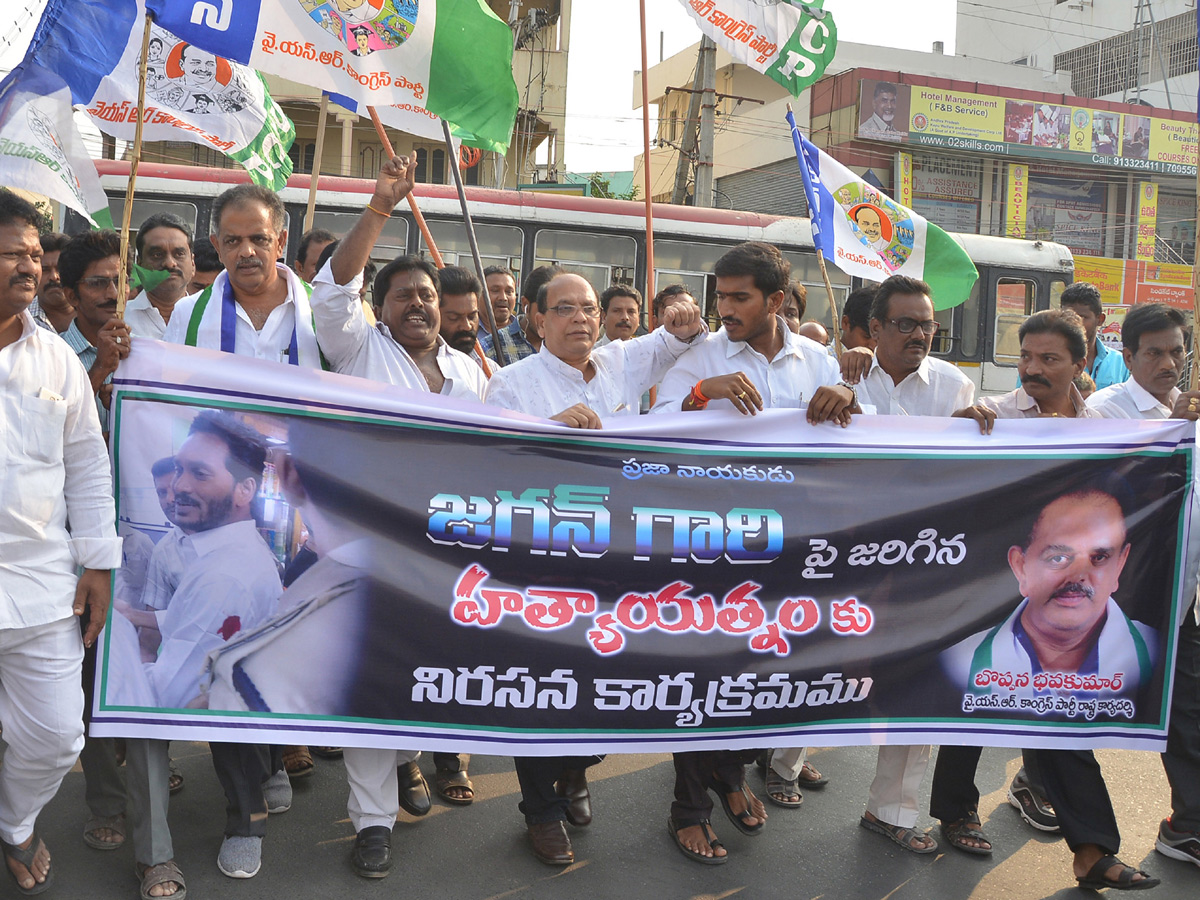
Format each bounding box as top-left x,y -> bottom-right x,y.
668,817 -> 727,865
941,811 -> 992,856
136,860 -> 186,900
708,775 -> 765,835
764,769 -> 803,809
434,765 -> 474,806
83,813 -> 126,851
1076,855 -> 1160,891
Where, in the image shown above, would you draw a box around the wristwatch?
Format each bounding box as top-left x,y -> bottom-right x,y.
837,381 -> 858,408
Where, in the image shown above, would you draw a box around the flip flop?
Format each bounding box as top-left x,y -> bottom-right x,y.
1,832 -> 53,895
1076,854 -> 1160,891
668,817 -> 727,866
797,761 -> 828,787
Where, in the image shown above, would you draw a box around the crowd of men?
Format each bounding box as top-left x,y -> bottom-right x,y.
2,150 -> 1199,898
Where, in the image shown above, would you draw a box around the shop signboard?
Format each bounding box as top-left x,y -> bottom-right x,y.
858,79 -> 1198,176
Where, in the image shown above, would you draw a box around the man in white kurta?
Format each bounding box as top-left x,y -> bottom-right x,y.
486,273 -> 706,427
0,193 -> 121,891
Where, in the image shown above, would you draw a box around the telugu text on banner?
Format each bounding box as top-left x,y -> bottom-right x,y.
95,340 -> 1193,755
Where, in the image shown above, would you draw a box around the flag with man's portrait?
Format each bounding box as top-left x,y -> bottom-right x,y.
22,0 -> 295,190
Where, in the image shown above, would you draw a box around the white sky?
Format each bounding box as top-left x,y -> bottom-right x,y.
0,0 -> 959,171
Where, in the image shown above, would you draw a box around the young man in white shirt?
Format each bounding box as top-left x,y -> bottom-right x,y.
1086,303 -> 1200,871
313,156 -> 486,402
0,191 -> 122,893
486,272 -> 705,429
126,214 -> 196,340
163,184 -> 324,368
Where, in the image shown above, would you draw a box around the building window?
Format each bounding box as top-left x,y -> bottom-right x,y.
287,141 -> 316,174
360,145 -> 377,178
431,149 -> 446,184
414,148 -> 428,183
1055,10 -> 1197,98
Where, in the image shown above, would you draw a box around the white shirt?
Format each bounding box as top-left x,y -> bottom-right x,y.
981,385 -> 1100,419
115,525 -> 155,611
163,266 -> 323,368
0,312 -> 122,628
309,263 -> 486,398
856,355 -> 975,417
123,293 -> 169,340
1087,378 -> 1179,420
146,519 -> 282,709
652,318 -> 839,413
205,542 -> 369,715
140,527 -> 191,612
486,328 -> 702,420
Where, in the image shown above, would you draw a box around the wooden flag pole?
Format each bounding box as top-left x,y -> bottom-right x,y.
786,103 -> 843,351
303,93 -> 329,233
638,0 -> 656,314
442,119 -> 508,367
365,106 -> 444,268
116,13 -> 153,319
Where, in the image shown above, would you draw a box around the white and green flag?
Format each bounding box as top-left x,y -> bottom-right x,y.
85,3 -> 295,190
680,0 -> 837,97
0,63 -> 112,227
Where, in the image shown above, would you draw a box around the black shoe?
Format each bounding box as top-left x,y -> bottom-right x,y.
397,761 -> 432,817
1007,767 -> 1059,833
352,826 -> 392,878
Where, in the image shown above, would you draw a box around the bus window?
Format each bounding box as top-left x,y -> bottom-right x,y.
961,279 -> 982,358
420,221 -> 523,285
653,240 -> 726,319
535,229 -> 636,298
992,278 -> 1037,365
310,211 -> 407,257
1049,279 -> 1068,307
107,199 -> 198,238
930,305 -> 955,357
781,252 -> 849,329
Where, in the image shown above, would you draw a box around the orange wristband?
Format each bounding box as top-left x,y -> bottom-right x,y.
688,380 -> 710,409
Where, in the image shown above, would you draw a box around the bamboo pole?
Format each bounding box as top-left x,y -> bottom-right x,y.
443,119 -> 507,366
638,0 -> 655,310
115,13 -> 153,319
303,93 -> 329,233
365,106 -> 444,268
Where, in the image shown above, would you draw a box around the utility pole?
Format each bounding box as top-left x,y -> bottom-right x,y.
670,51 -> 705,205
694,35 -> 717,208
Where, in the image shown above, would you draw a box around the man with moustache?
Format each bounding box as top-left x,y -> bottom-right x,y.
313,156 -> 487,402
126,214 -> 196,339
480,265 -> 540,364
977,309 -> 1093,420
28,232 -> 72,333
58,230 -> 131,434
292,229 -> 335,284
437,265 -> 490,373
0,191 -> 121,894
596,285 -> 642,346
164,184 -> 324,369
1086,303 -> 1200,871
163,183 -> 321,876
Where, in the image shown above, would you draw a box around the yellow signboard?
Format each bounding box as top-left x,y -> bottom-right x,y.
1006,163 -> 1027,239
908,87 -> 1004,142
1136,182 -> 1158,261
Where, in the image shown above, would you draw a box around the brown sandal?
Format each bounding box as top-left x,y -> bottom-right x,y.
136,860 -> 186,900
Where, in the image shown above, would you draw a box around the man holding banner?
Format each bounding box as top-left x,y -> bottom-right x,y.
0,191 -> 121,894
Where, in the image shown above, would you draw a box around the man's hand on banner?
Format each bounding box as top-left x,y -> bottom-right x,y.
551,403 -> 603,429
839,347 -> 874,384
807,384 -> 858,426
952,403 -> 998,434
697,373 -> 764,415
1171,390 -> 1200,421
373,154 -> 418,212
74,568 -> 112,648
661,300 -> 705,342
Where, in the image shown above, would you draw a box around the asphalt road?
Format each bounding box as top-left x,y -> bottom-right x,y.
21,742 -> 1198,900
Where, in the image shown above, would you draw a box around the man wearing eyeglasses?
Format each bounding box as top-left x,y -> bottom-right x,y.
483,271 -> 705,429
58,229 -> 131,435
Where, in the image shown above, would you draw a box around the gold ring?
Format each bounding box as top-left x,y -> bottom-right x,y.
736,391 -> 747,399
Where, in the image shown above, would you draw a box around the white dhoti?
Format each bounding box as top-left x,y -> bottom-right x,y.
866,744 -> 931,828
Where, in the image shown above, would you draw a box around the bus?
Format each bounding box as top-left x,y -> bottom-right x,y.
80,160 -> 1075,395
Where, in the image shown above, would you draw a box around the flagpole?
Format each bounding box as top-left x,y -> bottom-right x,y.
638,0 -> 656,318
786,103 -> 843,351
303,92 -> 329,233
442,119 -> 508,367
116,13 -> 153,320
365,105 -> 444,268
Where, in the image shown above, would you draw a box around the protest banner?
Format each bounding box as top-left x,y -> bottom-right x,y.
95,340 -> 1193,755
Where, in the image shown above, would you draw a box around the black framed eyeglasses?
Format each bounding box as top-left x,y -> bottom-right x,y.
887,317 -> 939,335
